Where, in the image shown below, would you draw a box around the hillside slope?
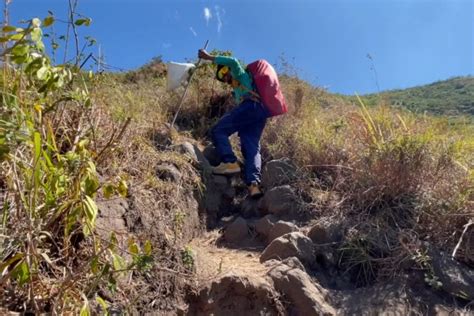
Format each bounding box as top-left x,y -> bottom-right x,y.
1,23 -> 473,313
358,76 -> 474,116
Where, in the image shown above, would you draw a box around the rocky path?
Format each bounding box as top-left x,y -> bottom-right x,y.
179,141 -> 474,316
190,229 -> 266,283
94,139 -> 473,315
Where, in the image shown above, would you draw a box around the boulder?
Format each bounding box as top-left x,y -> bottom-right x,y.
201,173 -> 234,226
307,219 -> 342,245
156,163 -> 181,182
260,232 -> 314,265
428,248 -> 474,300
261,158 -> 298,189
261,185 -> 298,217
267,257 -> 336,315
212,174 -> 228,186
224,217 -> 249,244
268,221 -> 299,242
188,272 -> 283,316
239,197 -> 261,218
202,144 -> 221,166
174,142 -> 211,170
254,215 -> 278,238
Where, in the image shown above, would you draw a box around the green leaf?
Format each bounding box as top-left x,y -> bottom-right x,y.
110,232 -> 118,251
144,240 -> 152,255
91,256 -> 100,274
96,296 -> 108,312
75,18 -> 92,26
37,66 -> 49,80
36,40 -> 45,52
31,27 -> 42,42
85,97 -> 92,108
128,240 -> 139,255
9,33 -> 24,41
79,301 -> 90,316
103,184 -> 115,199
0,253 -> 24,275
110,251 -> 125,270
12,260 -> 30,286
83,195 -> 98,224
117,180 -> 128,197
24,57 -> 43,75
83,176 -> 99,196
11,45 -> 29,57
33,131 -> 41,163
2,25 -> 16,32
43,16 -> 55,27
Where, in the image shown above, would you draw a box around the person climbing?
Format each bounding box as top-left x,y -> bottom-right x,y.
197,49 -> 287,198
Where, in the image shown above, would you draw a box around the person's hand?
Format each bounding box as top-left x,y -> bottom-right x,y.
198,49 -> 214,61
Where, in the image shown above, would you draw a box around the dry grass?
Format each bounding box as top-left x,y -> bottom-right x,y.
263,77 -> 473,284
95,60 -> 473,287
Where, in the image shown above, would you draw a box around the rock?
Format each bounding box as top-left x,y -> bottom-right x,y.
307,220 -> 342,245
314,248 -> 337,269
96,198 -> 128,235
188,272 -> 283,316
202,144 -> 221,166
262,158 -> 298,189
261,185 -> 298,217
211,175 -> 228,186
267,257 -> 336,315
337,279 -> 411,315
175,142 -> 211,170
201,173 -> 234,227
268,221 -> 299,242
265,256 -> 306,271
224,217 -> 249,244
156,163 -> 181,182
255,215 -> 278,238
260,232 -> 315,266
428,248 -> 474,300
223,186 -> 236,199
239,197 -> 261,218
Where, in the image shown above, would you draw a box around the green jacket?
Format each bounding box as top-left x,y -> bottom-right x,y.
214,56 -> 255,104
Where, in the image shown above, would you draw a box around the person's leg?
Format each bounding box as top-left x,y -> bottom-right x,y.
239,121 -> 266,184
211,100 -> 267,163
238,101 -> 268,185
211,112 -> 239,163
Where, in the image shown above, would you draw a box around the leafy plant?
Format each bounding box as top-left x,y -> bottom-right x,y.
0,12 -> 142,313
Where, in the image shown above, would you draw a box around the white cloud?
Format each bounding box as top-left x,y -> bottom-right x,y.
204,7 -> 212,25
162,43 -> 172,49
189,27 -> 197,37
215,6 -> 224,33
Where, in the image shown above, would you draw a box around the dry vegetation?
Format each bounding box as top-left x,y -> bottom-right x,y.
1,10 -> 473,314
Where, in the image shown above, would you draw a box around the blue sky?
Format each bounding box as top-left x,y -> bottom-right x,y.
9,0 -> 474,94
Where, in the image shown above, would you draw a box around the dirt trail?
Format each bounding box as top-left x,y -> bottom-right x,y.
190,230 -> 267,284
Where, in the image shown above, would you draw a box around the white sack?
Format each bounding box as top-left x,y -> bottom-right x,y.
167,62 -> 195,91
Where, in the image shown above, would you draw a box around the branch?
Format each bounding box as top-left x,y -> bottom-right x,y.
452,219 -> 473,258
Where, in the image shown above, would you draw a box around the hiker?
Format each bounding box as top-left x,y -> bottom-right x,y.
198,49 -> 287,198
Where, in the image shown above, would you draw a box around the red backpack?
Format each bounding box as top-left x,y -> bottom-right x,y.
247,60 -> 288,117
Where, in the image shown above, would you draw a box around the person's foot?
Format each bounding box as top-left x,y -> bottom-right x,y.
248,182 -> 263,199
212,162 -> 241,175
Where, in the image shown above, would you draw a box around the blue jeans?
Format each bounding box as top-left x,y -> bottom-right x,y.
211,99 -> 270,185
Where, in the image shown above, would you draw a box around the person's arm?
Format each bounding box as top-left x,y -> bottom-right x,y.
198,49 -> 216,62
198,49 -> 245,77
